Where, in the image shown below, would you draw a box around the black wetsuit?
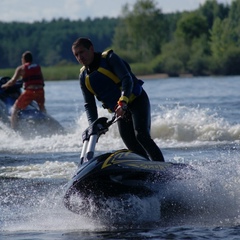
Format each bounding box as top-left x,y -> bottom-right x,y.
79,51 -> 164,162
117,89 -> 164,161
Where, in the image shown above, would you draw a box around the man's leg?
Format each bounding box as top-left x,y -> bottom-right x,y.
35,89 -> 46,113
130,90 -> 165,162
12,90 -> 32,129
117,115 -> 149,159
11,105 -> 20,129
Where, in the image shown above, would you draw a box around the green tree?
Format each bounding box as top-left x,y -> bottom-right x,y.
0,0 -> 238,76
210,0 -> 240,74
198,0 -> 229,29
188,36 -> 211,75
158,38 -> 189,76
210,18 -> 231,60
161,11 -> 210,76
176,12 -> 209,43
112,0 -> 166,62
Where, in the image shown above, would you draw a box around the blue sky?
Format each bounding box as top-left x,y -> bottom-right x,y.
0,0 -> 232,23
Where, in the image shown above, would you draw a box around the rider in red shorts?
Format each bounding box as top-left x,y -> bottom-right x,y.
1,51 -> 46,129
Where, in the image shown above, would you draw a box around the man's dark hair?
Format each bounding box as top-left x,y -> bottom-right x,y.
72,37 -> 93,50
22,51 -> 33,63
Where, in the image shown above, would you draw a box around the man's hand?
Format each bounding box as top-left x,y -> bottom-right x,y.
115,101 -> 127,118
2,65 -> 24,89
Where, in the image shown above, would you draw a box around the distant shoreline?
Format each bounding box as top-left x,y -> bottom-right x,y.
137,73 -> 194,80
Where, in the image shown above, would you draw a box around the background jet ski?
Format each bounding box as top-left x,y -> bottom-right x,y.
63,116 -> 197,214
0,76 -> 64,137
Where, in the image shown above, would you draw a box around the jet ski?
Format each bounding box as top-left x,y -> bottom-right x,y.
63,116 -> 196,214
0,76 -> 64,137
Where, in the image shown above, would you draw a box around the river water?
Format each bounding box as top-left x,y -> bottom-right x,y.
0,76 -> 240,239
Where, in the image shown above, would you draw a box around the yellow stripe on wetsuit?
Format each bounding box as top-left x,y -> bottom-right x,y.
85,69 -> 136,103
85,67 -> 120,96
98,67 -> 120,84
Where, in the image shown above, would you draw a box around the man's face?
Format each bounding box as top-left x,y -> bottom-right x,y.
72,45 -> 94,67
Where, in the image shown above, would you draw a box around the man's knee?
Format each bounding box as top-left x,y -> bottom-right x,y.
135,130 -> 150,144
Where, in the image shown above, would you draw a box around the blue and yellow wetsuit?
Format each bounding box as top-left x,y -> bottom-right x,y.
79,50 -> 164,162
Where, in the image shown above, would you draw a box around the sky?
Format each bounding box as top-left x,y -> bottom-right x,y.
0,0 -> 233,23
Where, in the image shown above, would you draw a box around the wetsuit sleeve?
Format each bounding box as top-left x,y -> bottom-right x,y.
107,52 -> 133,102
79,74 -> 98,125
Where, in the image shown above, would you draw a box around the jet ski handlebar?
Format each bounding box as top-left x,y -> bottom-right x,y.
82,115 -> 118,142
79,115 -> 119,165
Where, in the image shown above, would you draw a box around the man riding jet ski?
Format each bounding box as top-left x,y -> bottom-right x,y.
0,76 -> 64,137
63,116 -> 195,214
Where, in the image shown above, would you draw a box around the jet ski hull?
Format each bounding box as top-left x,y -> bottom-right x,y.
64,149 -> 193,213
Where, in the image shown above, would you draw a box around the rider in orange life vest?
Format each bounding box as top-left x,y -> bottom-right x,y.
72,37 -> 164,162
1,51 -> 46,129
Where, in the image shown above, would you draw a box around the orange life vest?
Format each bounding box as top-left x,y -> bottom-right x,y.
22,63 -> 44,89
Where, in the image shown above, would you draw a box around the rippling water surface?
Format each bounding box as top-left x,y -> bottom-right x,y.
1,77 -> 240,239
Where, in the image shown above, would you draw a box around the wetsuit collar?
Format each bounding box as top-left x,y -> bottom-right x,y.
87,52 -> 101,74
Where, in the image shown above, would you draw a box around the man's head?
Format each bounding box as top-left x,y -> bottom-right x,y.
22,51 -> 33,64
72,37 -> 94,66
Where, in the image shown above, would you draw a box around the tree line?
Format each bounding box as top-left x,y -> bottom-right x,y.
1,0 -> 240,76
